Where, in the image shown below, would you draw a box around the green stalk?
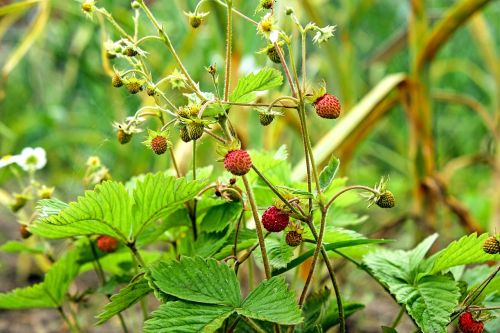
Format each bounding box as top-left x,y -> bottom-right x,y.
137,0 -> 204,99
191,140 -> 198,241
242,175 -> 271,279
223,0 -> 233,102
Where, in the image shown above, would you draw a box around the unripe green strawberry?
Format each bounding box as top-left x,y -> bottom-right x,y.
187,122 -> 204,140
260,0 -> 274,9
313,93 -> 341,119
189,16 -> 202,28
286,230 -> 302,247
96,235 -> 119,253
125,79 -> 143,94
483,236 -> 500,254
146,86 -> 157,96
19,225 -> 32,239
124,47 -> 138,57
224,150 -> 252,176
179,126 -> 191,142
266,46 -> 281,63
262,206 -> 289,232
117,129 -> 132,144
10,194 -> 28,212
376,191 -> 395,208
112,74 -> 123,88
259,112 -> 275,126
151,136 -> 168,155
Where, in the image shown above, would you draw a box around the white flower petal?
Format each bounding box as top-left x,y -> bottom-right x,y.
16,147 -> 47,171
0,155 -> 20,168
269,30 -> 279,43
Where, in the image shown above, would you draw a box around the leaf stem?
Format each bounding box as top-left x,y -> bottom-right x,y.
275,42 -> 297,97
191,140 -> 198,241
242,174 -> 272,279
391,307 -> 405,329
88,239 -> 129,333
243,317 -> 267,333
325,185 -> 380,210
224,101 -> 298,109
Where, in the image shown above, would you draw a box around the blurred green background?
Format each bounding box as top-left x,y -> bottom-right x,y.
0,0 -> 498,330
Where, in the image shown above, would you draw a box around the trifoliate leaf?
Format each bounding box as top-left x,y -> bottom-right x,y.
229,67 -> 283,103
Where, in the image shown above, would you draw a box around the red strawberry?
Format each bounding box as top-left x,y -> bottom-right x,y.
151,136 -> 168,155
262,206 -> 289,232
96,235 -> 119,253
224,150 -> 252,176
458,312 -> 484,333
313,93 -> 341,119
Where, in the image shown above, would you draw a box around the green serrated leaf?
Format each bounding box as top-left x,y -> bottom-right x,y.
201,202 -> 242,233
148,257 -> 241,307
31,173 -> 205,242
0,248 -> 80,309
31,181 -> 132,241
401,275 -> 460,333
229,68 -> 283,103
131,173 -> 206,239
318,156 -> 340,192
144,301 -> 234,333
238,277 -> 303,325
429,233 -> 500,274
36,198 -> 69,219
96,277 -> 152,325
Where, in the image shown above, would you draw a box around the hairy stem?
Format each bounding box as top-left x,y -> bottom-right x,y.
242,175 -> 271,279
325,185 -> 380,210
223,0 -> 233,102
137,0 -> 204,99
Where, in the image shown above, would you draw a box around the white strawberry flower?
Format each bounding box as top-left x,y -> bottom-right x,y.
15,147 -> 47,171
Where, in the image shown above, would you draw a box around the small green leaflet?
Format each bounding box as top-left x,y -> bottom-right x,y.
96,277 -> 152,325
144,302 -> 234,333
200,202 -> 242,233
318,156 -> 340,192
229,67 -> 283,103
148,256 -> 241,307
237,277 -> 303,325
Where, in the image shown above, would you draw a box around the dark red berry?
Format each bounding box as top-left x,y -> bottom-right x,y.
458,312 -> 483,333
96,235 -> 119,253
262,206 -> 289,232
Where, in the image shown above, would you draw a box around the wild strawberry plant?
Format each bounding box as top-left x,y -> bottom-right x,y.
0,1 -> 499,332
